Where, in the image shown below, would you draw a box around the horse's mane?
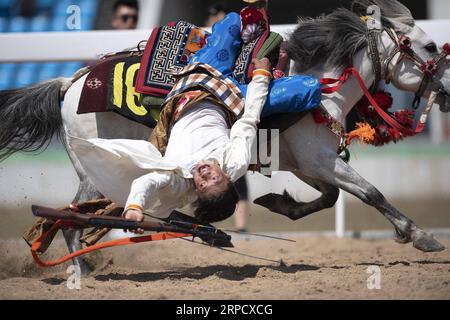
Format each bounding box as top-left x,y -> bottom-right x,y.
287,0 -> 414,73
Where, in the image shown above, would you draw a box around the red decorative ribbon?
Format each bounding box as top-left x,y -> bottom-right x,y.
320,67 -> 418,136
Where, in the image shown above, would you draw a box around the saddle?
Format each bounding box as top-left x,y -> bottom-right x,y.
76,12 -> 284,130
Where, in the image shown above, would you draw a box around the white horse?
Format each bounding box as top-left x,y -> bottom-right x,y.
0,0 -> 449,273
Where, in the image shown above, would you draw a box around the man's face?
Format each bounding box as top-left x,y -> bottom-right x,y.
193,159 -> 230,196
112,5 -> 138,30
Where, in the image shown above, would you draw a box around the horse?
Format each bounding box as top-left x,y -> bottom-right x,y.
0,0 -> 449,274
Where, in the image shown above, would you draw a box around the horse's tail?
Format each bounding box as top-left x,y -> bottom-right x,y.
0,78 -> 70,161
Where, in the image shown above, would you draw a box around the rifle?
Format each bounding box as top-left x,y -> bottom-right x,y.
29,205 -> 288,268
31,205 -> 231,243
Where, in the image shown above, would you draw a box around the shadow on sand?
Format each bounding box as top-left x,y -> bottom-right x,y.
39,260 -> 450,285
92,263 -> 321,283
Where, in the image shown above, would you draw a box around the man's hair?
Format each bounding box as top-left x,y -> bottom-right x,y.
207,2 -> 231,16
113,0 -> 139,13
193,181 -> 240,224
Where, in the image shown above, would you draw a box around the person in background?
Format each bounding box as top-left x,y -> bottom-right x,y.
18,0 -> 36,17
233,175 -> 250,232
111,0 -> 139,30
87,0 -> 139,67
205,2 -> 230,28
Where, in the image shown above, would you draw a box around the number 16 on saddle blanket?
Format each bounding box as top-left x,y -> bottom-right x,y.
76,20 -> 210,128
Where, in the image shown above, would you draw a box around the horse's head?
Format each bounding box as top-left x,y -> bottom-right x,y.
287,0 -> 449,112
385,25 -> 450,112
353,0 -> 450,112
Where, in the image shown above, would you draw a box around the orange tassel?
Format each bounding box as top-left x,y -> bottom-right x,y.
346,122 -> 375,145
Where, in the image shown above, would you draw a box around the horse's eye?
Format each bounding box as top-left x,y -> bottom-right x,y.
425,43 -> 438,53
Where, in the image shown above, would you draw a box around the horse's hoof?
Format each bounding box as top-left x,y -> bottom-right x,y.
394,228 -> 412,244
254,193 -> 278,211
412,231 -> 446,252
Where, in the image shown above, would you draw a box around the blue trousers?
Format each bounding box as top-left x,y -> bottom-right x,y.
190,12 -> 321,118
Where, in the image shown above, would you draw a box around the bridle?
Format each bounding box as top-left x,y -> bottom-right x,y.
314,12 -> 450,154
318,17 -> 449,151
367,24 -> 450,109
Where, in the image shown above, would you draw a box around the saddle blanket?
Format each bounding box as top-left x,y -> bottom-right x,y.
135,21 -> 209,97
77,53 -> 159,129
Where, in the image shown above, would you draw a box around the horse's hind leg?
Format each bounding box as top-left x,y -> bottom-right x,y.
323,157 -> 445,252
63,178 -> 103,275
62,140 -> 104,275
254,172 -> 340,220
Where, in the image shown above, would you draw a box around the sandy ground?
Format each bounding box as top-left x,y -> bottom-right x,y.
0,236 -> 449,300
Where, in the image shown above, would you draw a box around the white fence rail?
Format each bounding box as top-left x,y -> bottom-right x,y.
0,21 -> 449,62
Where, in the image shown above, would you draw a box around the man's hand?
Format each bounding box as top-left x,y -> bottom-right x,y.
252,57 -> 272,72
124,209 -> 145,234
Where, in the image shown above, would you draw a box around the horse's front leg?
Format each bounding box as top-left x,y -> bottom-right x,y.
254,172 -> 340,220
254,128 -> 341,219
323,156 -> 445,253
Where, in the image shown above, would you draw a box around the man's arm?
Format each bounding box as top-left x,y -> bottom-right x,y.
123,171 -> 175,229
224,58 -> 272,181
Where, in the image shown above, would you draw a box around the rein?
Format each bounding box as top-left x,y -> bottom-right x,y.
322,66 -> 415,135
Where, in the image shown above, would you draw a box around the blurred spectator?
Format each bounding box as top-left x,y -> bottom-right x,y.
111,0 -> 139,30
205,2 -> 230,28
87,0 -> 138,67
18,0 -> 36,17
234,176 -> 250,232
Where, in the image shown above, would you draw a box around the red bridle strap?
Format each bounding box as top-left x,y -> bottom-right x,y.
320,67 -> 415,136
320,68 -> 353,94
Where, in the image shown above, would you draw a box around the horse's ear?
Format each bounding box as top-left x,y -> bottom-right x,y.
351,0 -> 373,16
352,0 -> 415,30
